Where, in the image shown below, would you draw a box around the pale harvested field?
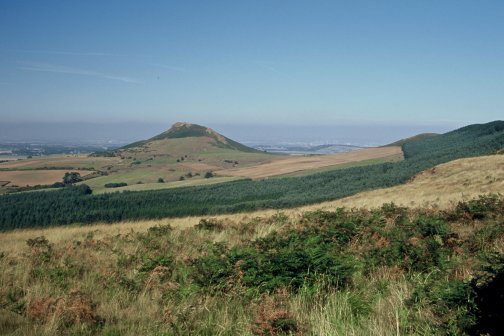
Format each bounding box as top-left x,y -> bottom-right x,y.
0,156 -> 23,161
0,155 -> 119,170
0,169 -> 91,186
216,146 -> 402,179
1,154 -> 502,255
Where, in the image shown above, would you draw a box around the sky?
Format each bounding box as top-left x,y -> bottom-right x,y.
0,1 -> 503,131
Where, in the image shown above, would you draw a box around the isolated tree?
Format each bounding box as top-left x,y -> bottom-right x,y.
158,177 -> 165,183
204,171 -> 214,178
63,172 -> 82,184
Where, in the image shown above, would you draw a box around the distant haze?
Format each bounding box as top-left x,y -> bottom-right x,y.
0,121 -> 456,147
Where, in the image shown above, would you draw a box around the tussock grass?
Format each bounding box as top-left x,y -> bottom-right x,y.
1,194 -> 503,335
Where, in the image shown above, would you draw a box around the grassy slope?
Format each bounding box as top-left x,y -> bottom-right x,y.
81,137 -> 272,192
308,154 -> 504,210
1,195 -> 503,335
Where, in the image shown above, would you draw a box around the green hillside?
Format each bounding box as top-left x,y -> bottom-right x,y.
1,121 -> 503,230
386,132 -> 438,147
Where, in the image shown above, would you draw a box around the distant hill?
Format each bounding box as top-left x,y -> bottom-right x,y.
386,133 -> 439,147
83,122 -> 272,189
118,122 -> 261,154
402,120 -> 504,161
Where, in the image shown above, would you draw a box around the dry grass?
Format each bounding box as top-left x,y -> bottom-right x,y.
0,212 -> 290,255
216,146 -> 403,179
306,154 -> 504,211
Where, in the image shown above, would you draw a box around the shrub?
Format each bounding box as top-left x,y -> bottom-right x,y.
139,256 -> 173,273
469,253 -> 504,336
191,243 -> 234,290
409,279 -> 477,335
26,236 -> 50,249
456,194 -> 503,219
192,216 -> 360,293
195,218 -> 224,231
148,224 -> 173,236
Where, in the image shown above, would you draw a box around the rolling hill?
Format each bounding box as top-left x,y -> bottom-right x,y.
1,120 -> 503,229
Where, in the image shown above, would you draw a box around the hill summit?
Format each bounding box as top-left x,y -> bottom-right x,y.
116,122 -> 260,153
150,122 -> 239,147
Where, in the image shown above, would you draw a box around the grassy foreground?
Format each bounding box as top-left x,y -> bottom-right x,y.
1,195 -> 503,335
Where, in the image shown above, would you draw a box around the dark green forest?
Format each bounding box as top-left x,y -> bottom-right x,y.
1,121 -> 503,230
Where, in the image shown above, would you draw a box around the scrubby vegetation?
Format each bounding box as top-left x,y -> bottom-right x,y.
1,195 -> 503,335
63,172 -> 82,185
1,121 -> 503,230
104,182 -> 128,188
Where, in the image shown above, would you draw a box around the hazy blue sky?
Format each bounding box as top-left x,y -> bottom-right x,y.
1,1 -> 503,127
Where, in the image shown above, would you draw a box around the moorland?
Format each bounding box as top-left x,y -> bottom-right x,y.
0,120 -> 503,335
